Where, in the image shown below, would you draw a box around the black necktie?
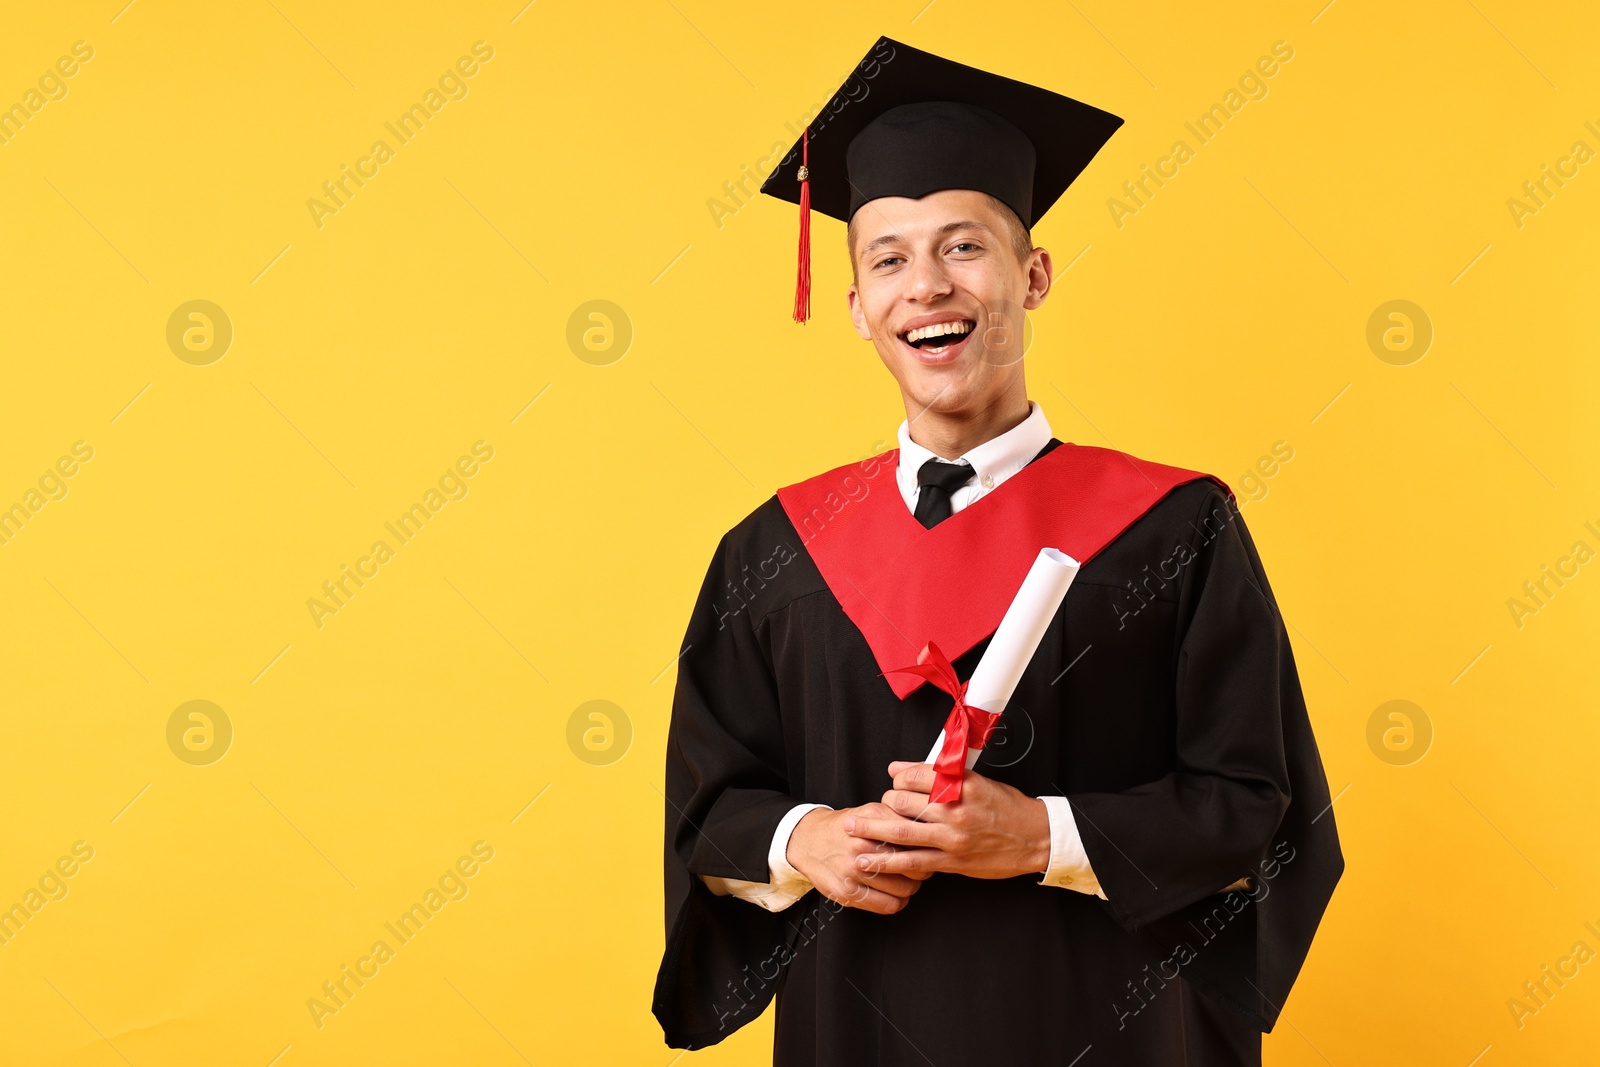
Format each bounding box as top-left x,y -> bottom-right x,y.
914,458 -> 977,529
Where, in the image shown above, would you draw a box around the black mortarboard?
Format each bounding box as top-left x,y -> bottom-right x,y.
760,36 -> 1123,322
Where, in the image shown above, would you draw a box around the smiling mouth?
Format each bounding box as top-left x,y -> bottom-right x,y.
899,319 -> 976,355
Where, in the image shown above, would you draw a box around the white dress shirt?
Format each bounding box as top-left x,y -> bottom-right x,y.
702,401 -> 1106,909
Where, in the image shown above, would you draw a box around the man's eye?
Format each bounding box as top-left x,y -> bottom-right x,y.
874,256 -> 903,269
951,242 -> 980,253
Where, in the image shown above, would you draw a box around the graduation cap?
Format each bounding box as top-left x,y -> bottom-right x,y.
760,36 -> 1124,323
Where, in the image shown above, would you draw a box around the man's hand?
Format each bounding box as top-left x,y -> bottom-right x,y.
846,761 -> 1051,880
787,803 -> 932,915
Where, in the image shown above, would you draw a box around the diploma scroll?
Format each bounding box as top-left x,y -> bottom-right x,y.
922,547 -> 1080,773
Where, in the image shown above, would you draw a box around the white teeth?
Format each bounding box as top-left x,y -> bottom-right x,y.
904,320 -> 973,344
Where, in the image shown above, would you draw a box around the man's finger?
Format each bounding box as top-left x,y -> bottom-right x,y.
853,801 -> 898,821
832,882 -> 914,915
856,870 -> 924,897
859,847 -> 949,876
890,762 -> 939,794
881,789 -> 941,820
847,816 -> 949,849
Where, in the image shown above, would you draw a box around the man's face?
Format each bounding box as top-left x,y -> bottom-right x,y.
846,189 -> 1051,419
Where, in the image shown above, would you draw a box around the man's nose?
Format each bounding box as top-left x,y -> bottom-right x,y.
906,253 -> 952,300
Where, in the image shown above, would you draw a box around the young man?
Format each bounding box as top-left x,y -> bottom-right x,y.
653,36 -> 1342,1066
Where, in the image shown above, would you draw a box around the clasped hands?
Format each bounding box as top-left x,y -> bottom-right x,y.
785,761 -> 1051,916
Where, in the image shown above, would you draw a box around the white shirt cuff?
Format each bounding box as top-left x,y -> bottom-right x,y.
1037,795 -> 1107,899
700,803 -> 831,912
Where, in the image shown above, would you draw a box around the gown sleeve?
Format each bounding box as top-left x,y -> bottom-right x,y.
652,522 -> 807,1049
1066,485 -> 1343,1030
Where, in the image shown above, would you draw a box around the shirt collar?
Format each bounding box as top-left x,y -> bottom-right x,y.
896,400 -> 1053,492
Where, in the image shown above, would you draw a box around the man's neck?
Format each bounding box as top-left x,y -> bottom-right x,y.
905,393 -> 1033,459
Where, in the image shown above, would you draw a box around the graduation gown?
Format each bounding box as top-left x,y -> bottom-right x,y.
652,439 -> 1343,1066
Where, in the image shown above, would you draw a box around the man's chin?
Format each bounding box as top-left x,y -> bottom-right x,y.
904,378 -> 979,416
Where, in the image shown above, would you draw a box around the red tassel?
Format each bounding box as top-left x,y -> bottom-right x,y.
792,125 -> 811,324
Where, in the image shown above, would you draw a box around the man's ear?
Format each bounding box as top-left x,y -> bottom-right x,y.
1022,247 -> 1054,312
846,284 -> 873,340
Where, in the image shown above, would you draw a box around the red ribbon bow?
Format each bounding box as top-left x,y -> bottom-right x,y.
882,641 -> 1001,803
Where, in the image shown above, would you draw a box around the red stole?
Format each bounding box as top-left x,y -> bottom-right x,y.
777,442 -> 1232,699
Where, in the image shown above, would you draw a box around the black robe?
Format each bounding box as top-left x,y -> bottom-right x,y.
653,439 -> 1343,1066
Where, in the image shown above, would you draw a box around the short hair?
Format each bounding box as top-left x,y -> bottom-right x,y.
847,193 -> 1033,282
